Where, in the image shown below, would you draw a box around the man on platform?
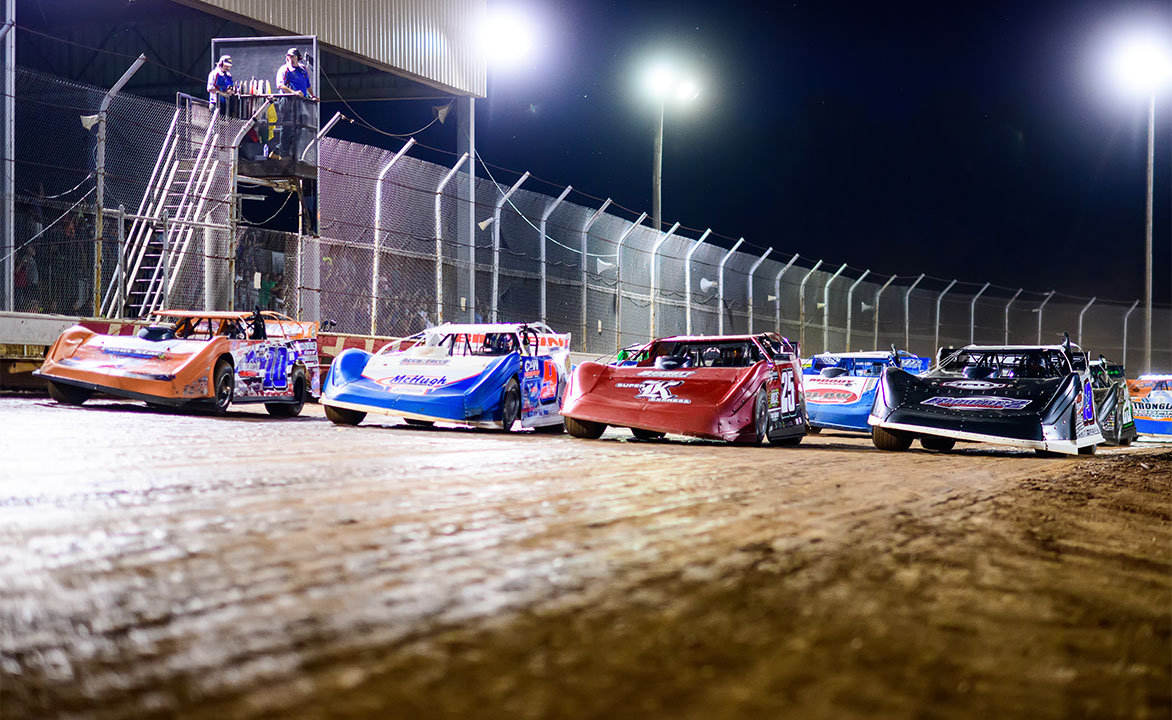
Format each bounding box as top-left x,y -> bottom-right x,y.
273,48 -> 317,160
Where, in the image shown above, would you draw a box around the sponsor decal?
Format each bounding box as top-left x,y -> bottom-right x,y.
636,370 -> 695,378
941,380 -> 1007,390
813,378 -> 858,386
374,373 -> 448,388
806,387 -> 860,404
1081,381 -> 1095,424
100,345 -> 175,361
400,358 -> 450,366
921,395 -> 1032,411
634,379 -> 691,404
182,376 -> 209,397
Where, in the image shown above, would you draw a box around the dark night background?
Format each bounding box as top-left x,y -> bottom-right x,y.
327,0 -> 1172,304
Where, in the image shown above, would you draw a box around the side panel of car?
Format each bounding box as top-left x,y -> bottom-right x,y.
519,355 -> 564,428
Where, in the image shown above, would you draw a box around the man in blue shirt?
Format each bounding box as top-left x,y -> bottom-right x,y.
273,48 -> 316,159
206,55 -> 235,112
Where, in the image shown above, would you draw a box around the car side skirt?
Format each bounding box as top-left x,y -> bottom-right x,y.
321,397 -> 502,429
870,418 -> 1102,455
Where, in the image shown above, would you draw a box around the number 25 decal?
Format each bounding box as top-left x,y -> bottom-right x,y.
778,369 -> 796,414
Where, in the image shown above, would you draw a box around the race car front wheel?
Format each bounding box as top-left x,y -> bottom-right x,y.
325,404 -> 366,426
47,379 -> 92,406
752,386 -> 769,445
920,435 -> 955,452
631,427 -> 665,440
500,378 -> 521,431
212,360 -> 234,416
872,426 -> 912,451
565,416 -> 606,439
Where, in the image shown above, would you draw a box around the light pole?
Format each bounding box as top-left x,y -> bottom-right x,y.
647,65 -> 699,231
1112,35 -> 1171,373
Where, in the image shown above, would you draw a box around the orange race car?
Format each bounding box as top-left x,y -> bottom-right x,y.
35,310 -> 322,416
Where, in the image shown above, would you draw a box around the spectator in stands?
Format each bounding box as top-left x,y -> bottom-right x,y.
207,55 -> 235,113
273,48 -> 317,160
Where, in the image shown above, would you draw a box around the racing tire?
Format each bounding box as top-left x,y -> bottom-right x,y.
212,360 -> 234,416
768,432 -> 804,447
265,370 -> 307,417
631,427 -> 665,440
872,426 -> 913,452
1077,444 -> 1097,456
920,435 -> 956,452
752,386 -> 769,445
403,418 -> 435,428
806,425 -> 822,435
565,416 -> 605,439
325,404 -> 366,426
47,379 -> 92,406
533,421 -> 566,434
1117,437 -> 1133,447
1034,449 -> 1064,458
500,378 -> 521,432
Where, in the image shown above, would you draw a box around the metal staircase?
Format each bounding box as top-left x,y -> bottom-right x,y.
100,97 -> 225,318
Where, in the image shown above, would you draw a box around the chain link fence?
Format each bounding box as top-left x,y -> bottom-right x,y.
4,68 -> 1170,371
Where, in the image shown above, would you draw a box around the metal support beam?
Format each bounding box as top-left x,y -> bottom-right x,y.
580,198 -> 612,351
116,204 -> 125,318
370,138 -> 415,334
904,273 -> 925,350
845,269 -> 870,351
538,185 -> 572,324
490,171 -> 530,322
873,274 -> 896,351
1003,288 -> 1023,344
1077,296 -> 1096,347
434,152 -> 469,325
746,247 -> 772,335
717,238 -> 745,335
457,96 -> 475,322
1122,299 -> 1140,369
648,222 -> 681,339
969,282 -> 990,344
227,99 -> 273,312
822,262 -> 847,352
94,53 -> 147,314
1,0 -> 11,310
773,254 -> 799,336
1036,290 -> 1055,344
614,212 -> 648,350
797,260 -> 824,351
684,229 -> 712,335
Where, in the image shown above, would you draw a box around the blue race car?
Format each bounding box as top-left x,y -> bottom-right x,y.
802,350 -> 930,433
321,322 -> 571,432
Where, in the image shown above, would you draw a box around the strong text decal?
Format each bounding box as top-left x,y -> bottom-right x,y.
634,380 -> 690,404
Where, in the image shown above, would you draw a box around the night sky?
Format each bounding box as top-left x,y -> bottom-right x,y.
331,0 -> 1172,303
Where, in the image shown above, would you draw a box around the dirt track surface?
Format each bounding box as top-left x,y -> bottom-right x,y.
0,395 -> 1169,719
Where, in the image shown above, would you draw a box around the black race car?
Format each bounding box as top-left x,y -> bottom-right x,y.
868,340 -> 1103,455
1089,357 -> 1139,446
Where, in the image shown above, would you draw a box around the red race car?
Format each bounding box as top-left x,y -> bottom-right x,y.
562,333 -> 807,445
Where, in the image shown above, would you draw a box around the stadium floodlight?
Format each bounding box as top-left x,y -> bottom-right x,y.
481,7 -> 534,66
643,62 -> 701,232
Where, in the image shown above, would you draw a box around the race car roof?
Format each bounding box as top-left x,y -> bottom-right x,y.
812,351 -> 914,359
426,322 -> 562,336
655,334 -> 773,343
953,344 -> 1083,352
155,310 -> 295,320
1137,374 -> 1172,381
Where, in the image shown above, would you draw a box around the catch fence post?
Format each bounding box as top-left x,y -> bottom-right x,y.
116,204 -> 126,318
904,273 -> 925,351
873,274 -> 896,351
933,279 -> 957,355
648,222 -> 681,340
371,138 -> 415,334
1003,288 -> 1023,344
845,269 -> 870,351
969,282 -> 990,344
773,254 -> 800,336
613,213 -> 647,350
684,229 -> 712,335
717,238 -> 745,334
580,199 -> 612,351
822,263 -> 847,353
537,185 -> 572,325
490,171 -> 530,322
1036,290 -> 1055,344
746,247 -> 773,335
1122,299 -> 1139,368
434,152 -> 469,325
1077,297 -> 1096,347
797,260 -> 824,351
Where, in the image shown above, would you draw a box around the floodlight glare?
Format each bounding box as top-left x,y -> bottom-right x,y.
1112,36 -> 1172,94
648,66 -> 674,97
481,8 -> 534,65
676,80 -> 700,102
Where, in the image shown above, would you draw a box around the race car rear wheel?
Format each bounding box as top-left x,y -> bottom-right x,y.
533,421 -> 566,434
1078,443 -> 1097,456
403,418 -> 435,428
565,416 -> 606,439
325,404 -> 366,426
212,360 -> 234,416
920,435 -> 955,452
265,370 -> 307,417
806,425 -> 822,435
47,379 -> 92,406
751,386 -> 769,445
631,427 -> 665,440
872,426 -> 913,451
500,378 -> 521,432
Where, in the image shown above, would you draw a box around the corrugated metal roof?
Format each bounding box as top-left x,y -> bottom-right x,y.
180,0 -> 485,97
